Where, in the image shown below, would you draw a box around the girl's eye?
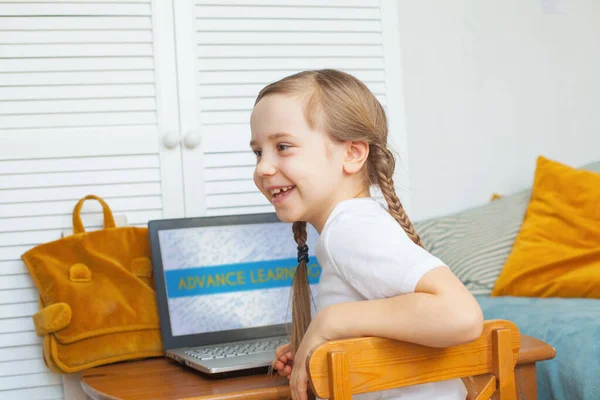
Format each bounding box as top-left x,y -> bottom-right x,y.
253,149 -> 262,158
277,144 -> 291,152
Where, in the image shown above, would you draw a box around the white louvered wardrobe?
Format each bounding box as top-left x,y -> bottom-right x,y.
0,1 -> 409,398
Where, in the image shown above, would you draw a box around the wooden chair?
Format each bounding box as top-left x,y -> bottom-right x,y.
307,319 -> 520,400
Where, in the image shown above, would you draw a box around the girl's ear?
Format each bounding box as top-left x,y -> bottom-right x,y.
343,141 -> 369,174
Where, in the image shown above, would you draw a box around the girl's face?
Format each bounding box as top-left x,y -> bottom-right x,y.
250,94 -> 348,232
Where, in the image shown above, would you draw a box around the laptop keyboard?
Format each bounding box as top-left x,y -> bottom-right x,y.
184,337 -> 288,360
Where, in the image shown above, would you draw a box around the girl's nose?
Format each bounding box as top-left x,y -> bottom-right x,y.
255,156 -> 277,176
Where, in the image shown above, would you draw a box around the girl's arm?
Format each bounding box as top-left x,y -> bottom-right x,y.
315,266 -> 484,348
287,266 -> 483,399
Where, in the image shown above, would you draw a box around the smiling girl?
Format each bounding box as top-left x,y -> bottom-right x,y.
249,69 -> 482,400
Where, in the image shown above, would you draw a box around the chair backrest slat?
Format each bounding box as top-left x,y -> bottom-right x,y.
307,319 -> 519,399
328,352 -> 352,400
492,328 -> 518,399
469,374 -> 496,400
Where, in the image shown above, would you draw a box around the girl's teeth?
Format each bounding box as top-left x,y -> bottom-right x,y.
271,186 -> 294,195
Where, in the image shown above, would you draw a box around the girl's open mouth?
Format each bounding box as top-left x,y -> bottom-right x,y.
270,186 -> 295,204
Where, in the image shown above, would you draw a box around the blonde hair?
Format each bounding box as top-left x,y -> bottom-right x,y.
255,69 -> 423,354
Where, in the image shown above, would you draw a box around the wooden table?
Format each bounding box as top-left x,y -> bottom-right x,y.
81,335 -> 555,400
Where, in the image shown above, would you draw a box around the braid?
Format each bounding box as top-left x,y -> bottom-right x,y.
370,144 -> 423,247
290,221 -> 312,354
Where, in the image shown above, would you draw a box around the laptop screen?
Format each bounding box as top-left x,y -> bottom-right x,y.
155,218 -> 320,339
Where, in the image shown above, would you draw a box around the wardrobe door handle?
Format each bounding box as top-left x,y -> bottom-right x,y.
183,130 -> 202,149
163,131 -> 181,149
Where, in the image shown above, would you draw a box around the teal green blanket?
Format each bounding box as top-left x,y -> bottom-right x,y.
476,296 -> 600,400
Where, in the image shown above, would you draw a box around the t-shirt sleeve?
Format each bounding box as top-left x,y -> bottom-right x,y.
324,214 -> 447,299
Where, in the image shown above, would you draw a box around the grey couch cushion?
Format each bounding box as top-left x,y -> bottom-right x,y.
583,159 -> 600,173
413,159 -> 600,295
413,191 -> 530,295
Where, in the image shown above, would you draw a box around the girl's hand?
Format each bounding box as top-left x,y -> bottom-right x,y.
289,321 -> 328,400
272,343 -> 293,377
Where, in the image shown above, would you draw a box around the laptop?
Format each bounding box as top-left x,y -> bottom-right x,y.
148,213 -> 320,374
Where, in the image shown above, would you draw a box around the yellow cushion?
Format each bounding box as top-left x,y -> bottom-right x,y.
490,193 -> 503,201
491,156 -> 600,298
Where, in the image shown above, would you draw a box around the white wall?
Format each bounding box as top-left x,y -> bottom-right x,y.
396,0 -> 600,221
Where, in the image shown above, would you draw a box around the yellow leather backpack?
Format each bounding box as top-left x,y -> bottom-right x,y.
21,195 -> 163,373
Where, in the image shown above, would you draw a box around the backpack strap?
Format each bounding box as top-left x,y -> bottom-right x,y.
72,195 -> 116,234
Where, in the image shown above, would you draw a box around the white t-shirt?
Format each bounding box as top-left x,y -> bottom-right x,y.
314,198 -> 467,400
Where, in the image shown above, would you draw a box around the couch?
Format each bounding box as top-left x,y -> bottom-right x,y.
413,160 -> 600,400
